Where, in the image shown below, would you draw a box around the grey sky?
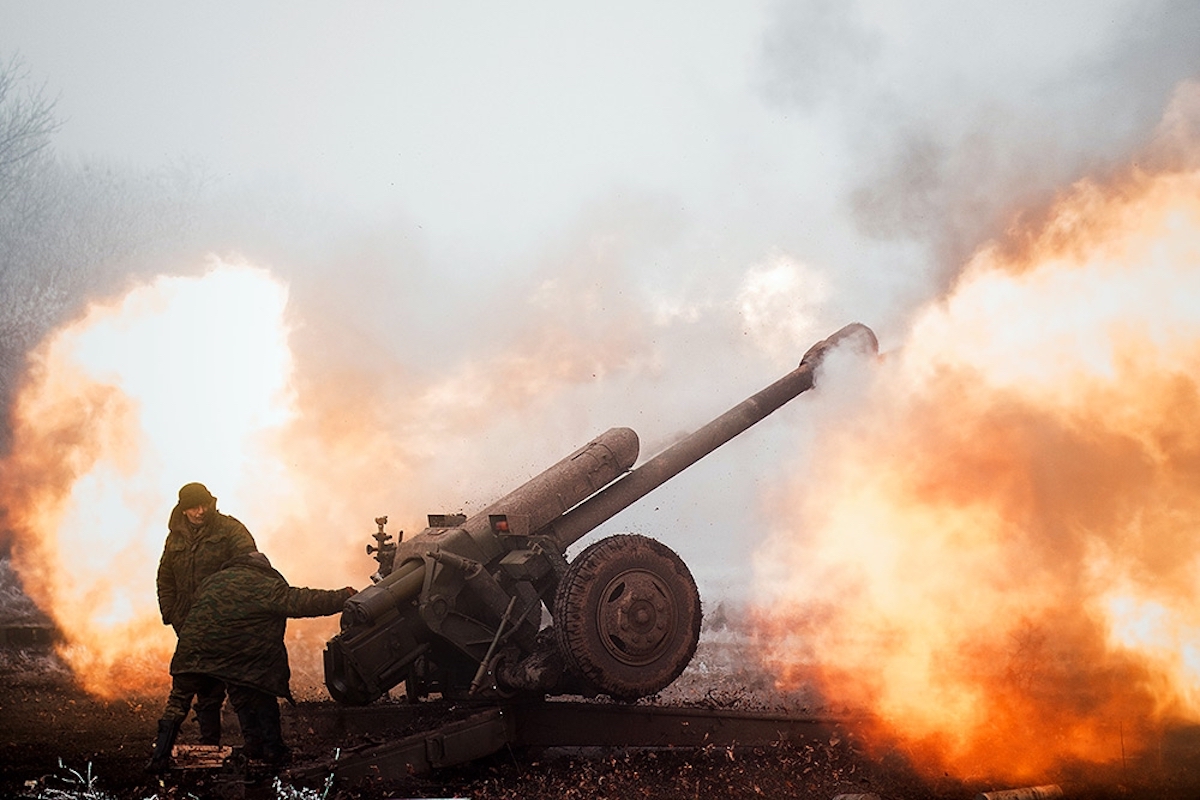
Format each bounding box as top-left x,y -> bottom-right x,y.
2,0 -> 1197,599
3,3 -> 771,257
6,1 -> 1180,277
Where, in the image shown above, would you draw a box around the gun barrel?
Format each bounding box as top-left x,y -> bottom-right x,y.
326,322 -> 875,705
541,322 -> 877,550
479,425 -> 640,534
340,425 -> 640,627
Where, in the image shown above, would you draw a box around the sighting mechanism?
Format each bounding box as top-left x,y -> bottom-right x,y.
366,516 -> 399,583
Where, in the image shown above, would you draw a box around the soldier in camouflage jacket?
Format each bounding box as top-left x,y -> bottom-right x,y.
156,482 -> 257,632
148,550 -> 355,770
154,482 -> 257,747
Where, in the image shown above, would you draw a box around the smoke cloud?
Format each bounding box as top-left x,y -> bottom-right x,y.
0,0 -> 1198,735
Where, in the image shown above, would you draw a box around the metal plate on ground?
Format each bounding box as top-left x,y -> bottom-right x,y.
171,744 -> 234,769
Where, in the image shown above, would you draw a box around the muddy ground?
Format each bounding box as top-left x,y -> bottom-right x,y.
3,637 -> 1200,800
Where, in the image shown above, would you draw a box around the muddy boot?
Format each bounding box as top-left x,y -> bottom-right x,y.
240,724 -> 264,762
234,698 -> 264,760
146,719 -> 181,774
194,678 -> 226,746
195,702 -> 222,746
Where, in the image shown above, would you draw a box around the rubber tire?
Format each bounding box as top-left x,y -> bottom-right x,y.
554,534 -> 701,701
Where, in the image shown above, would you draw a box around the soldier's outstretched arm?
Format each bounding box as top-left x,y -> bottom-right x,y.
273,585 -> 356,618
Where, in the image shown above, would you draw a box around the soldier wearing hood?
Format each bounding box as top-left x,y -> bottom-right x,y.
155,482 -> 257,746
148,550 -> 356,771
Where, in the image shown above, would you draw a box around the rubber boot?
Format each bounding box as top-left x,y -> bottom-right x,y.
259,698 -> 289,767
146,719 -> 181,774
237,705 -> 264,760
195,682 -> 225,746
195,702 -> 222,746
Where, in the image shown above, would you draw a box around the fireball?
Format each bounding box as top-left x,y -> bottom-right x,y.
0,258 -> 295,697
753,165 -> 1200,780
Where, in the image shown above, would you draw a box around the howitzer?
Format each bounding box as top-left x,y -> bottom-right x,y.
324,323 -> 878,705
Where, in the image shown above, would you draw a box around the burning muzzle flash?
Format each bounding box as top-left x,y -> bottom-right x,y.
753,164 -> 1200,782
0,258 -> 295,698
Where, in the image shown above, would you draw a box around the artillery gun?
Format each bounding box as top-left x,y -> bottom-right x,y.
324,323 -> 877,706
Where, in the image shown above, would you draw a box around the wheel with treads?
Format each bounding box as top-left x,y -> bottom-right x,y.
554,534 -> 701,701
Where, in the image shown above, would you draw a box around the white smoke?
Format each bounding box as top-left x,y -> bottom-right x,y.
0,0 -> 1198,610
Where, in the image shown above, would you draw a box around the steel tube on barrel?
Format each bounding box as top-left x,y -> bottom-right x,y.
543,322 -> 877,550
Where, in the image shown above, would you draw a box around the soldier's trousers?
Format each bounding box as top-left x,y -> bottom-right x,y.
227,684 -> 286,763
160,672 -> 226,745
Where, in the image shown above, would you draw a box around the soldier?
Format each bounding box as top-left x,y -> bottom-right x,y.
155,482 -> 257,746
148,551 -> 356,771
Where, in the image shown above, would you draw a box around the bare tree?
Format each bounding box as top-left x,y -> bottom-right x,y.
0,55 -> 60,206
0,55 -> 61,427
0,56 -> 212,459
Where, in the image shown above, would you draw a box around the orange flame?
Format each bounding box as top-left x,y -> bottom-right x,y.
752,164 -> 1200,780
0,259 -> 297,697
0,249 -> 667,701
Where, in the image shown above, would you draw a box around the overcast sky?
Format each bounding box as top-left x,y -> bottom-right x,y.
3,0 -> 1198,599
7,2 -> 1189,294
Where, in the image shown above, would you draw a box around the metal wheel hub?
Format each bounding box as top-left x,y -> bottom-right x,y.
597,569 -> 675,666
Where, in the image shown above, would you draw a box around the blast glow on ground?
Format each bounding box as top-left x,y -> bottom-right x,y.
752,165 -> 1200,781
0,259 -> 295,697
0,165 -> 1198,788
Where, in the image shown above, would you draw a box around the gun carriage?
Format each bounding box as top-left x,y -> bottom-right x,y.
324,323 -> 877,706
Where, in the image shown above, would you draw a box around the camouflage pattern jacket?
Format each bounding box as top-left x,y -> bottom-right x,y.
170,552 -> 353,699
156,507 -> 257,632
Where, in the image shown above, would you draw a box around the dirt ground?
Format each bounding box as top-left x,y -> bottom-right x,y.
4,638 -> 1200,800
